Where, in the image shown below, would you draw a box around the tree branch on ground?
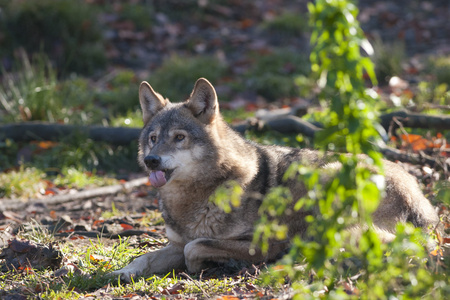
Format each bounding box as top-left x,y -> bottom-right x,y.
1,108 -> 449,171
0,122 -> 140,144
0,177 -> 149,211
3,109 -> 448,143
379,109 -> 450,132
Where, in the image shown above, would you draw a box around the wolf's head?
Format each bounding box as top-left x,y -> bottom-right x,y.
138,78 -> 224,188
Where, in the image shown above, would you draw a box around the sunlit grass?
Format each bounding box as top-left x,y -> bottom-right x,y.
109,110 -> 143,128
0,166 -> 47,199
429,55 -> 450,86
54,168 -> 117,189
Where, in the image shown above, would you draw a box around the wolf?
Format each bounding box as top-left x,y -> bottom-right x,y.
111,78 -> 439,282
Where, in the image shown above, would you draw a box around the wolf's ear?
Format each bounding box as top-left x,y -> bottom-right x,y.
186,78 -> 218,124
139,81 -> 168,125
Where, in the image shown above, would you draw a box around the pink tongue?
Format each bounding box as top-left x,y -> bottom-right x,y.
149,171 -> 167,187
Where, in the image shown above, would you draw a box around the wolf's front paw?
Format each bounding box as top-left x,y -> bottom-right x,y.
109,254 -> 151,283
109,267 -> 139,283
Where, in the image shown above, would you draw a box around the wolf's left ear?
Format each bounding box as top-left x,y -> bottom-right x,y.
139,81 -> 168,125
186,78 -> 219,124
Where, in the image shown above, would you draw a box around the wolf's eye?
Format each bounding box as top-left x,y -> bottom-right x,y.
175,134 -> 185,141
150,136 -> 157,143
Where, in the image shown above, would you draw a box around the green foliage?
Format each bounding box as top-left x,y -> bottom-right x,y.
58,238 -> 145,293
54,168 -> 117,189
0,51 -> 100,124
210,181 -> 243,214
0,166 -> 46,199
148,55 -> 227,101
253,1 -> 448,298
0,51 -> 58,122
110,110 -> 144,128
414,81 -> 450,109
262,11 -> 308,36
0,0 -> 106,75
0,137 -> 139,196
429,55 -> 450,86
244,49 -> 310,101
435,180 -> 450,206
372,36 -> 405,83
17,220 -> 55,244
29,135 -> 140,174
253,187 -> 291,254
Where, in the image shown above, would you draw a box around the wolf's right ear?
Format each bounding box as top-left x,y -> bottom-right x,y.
186,78 -> 218,124
139,81 -> 168,125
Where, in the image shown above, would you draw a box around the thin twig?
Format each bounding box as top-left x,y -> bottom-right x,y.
179,272 -> 210,298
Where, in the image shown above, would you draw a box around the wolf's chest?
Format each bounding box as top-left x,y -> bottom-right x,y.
163,200 -> 228,242
185,204 -> 227,238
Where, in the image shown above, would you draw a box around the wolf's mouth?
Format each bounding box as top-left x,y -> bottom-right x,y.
149,168 -> 175,188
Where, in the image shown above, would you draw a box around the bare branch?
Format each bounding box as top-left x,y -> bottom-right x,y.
0,177 -> 149,211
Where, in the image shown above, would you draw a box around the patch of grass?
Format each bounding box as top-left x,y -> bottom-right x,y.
243,49 -> 310,101
0,137 -> 139,200
148,55 -> 228,102
101,202 -> 125,220
0,51 -> 100,124
28,134 -> 140,175
414,81 -> 450,108
135,210 -> 165,227
372,36 -> 405,83
429,55 -> 450,86
54,168 -> 117,189
1,212 -> 270,298
0,0 -> 106,75
110,110 -> 144,128
40,238 -> 147,296
0,166 -> 47,199
17,220 -> 55,244
0,51 -> 58,122
262,11 -> 308,37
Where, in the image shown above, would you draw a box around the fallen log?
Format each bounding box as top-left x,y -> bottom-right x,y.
0,122 -> 141,144
1,109 -> 448,143
235,114 -> 449,171
0,177 -> 149,211
379,143 -> 449,172
379,109 -> 450,131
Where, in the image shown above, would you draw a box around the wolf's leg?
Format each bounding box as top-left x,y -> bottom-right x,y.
110,243 -> 185,282
184,238 -> 287,273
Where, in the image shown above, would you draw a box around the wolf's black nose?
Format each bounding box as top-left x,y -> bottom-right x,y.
144,155 -> 161,169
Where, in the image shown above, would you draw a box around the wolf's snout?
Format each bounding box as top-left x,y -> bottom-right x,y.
144,155 -> 161,169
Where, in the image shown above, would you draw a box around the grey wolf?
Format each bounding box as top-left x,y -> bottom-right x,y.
111,78 -> 439,282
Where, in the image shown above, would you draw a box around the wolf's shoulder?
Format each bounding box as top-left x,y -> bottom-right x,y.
255,144 -> 321,166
